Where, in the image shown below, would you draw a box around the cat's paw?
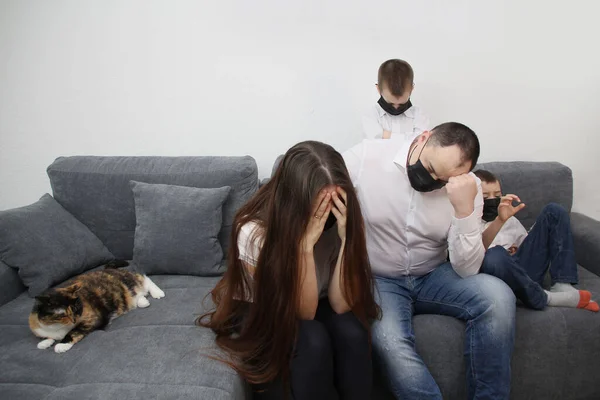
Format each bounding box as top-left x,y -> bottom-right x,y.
150,288 -> 165,299
37,339 -> 55,350
54,343 -> 73,353
137,296 -> 150,308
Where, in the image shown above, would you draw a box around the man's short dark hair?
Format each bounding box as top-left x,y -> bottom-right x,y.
473,169 -> 499,183
428,122 -> 480,170
378,59 -> 414,97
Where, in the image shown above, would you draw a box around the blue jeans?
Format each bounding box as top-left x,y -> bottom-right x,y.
373,263 -> 516,400
481,203 -> 579,310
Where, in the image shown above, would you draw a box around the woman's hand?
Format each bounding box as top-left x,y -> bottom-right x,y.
331,187 -> 347,242
301,191 -> 331,253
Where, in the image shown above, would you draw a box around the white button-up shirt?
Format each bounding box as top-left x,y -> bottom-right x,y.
362,103 -> 430,140
343,137 -> 485,278
483,216 -> 528,250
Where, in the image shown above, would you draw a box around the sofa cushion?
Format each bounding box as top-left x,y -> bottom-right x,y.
0,194 -> 114,296
131,182 -> 231,276
0,275 -> 247,400
47,156 -> 258,264
0,261 -> 26,307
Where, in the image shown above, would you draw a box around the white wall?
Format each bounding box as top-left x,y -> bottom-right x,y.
1,0 -> 599,219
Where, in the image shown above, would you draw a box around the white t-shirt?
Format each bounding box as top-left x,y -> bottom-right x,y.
362,103 -> 430,140
237,221 -> 341,300
482,217 -> 528,250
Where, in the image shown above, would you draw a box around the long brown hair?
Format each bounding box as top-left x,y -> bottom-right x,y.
197,140 -> 380,384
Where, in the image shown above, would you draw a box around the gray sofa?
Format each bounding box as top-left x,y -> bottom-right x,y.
0,157 -> 599,400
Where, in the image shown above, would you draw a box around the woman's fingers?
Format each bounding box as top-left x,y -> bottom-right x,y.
319,204 -> 332,228
314,192 -> 331,219
332,191 -> 346,215
330,204 -> 342,219
336,187 -> 347,204
311,191 -> 328,214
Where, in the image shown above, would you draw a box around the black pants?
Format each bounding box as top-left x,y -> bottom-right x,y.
253,299 -> 372,400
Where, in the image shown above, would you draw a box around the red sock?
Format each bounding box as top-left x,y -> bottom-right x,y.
584,301 -> 599,312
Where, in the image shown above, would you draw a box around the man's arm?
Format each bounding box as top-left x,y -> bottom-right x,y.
413,107 -> 431,135
362,105 -> 385,139
342,141 -> 366,184
446,174 -> 485,277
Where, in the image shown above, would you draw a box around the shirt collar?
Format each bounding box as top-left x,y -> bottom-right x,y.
376,102 -> 416,119
393,137 -> 415,172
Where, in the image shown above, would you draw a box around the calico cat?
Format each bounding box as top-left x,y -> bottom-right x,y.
29,262 -> 165,353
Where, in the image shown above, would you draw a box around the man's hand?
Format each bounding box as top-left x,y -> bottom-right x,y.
498,194 -> 526,223
508,245 -> 518,256
382,130 -> 392,139
446,174 -> 478,218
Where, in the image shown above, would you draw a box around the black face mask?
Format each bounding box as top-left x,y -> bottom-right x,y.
406,140 -> 446,192
378,96 -> 412,116
482,197 -> 501,222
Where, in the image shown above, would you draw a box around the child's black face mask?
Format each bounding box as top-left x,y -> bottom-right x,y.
482,197 -> 501,222
378,96 -> 412,116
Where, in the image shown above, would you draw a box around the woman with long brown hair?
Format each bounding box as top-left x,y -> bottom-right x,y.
198,140 -> 380,399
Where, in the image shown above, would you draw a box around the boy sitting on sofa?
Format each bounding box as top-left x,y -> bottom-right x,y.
362,59 -> 429,140
475,169 -> 598,312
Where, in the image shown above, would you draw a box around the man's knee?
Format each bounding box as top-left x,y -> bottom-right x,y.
467,274 -> 516,322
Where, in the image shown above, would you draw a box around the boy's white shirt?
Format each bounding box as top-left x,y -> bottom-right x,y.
362,103 -> 430,140
482,216 -> 528,250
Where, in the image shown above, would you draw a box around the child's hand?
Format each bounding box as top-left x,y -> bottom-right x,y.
498,194 -> 526,222
508,245 -> 518,256
382,130 -> 392,139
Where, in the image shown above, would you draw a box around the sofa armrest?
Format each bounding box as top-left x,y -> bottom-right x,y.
572,212 -> 600,277
0,261 -> 26,306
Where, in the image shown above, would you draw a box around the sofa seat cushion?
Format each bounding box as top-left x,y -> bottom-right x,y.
0,275 -> 246,400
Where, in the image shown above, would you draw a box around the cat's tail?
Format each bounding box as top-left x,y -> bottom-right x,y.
104,260 -> 129,269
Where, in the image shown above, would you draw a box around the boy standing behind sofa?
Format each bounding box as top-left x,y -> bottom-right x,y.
362,59 -> 429,140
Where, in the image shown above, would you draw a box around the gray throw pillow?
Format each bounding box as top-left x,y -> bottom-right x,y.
0,194 -> 115,296
130,181 -> 231,276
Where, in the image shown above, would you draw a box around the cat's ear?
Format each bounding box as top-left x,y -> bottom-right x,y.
63,283 -> 81,296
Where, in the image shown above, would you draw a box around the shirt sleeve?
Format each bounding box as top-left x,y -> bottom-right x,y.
413,107 -> 431,134
513,218 -> 529,247
362,106 -> 384,139
237,222 -> 263,267
342,141 -> 366,185
447,175 -> 485,277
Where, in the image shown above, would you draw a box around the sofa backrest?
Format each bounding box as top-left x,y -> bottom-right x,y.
0,261 -> 26,306
476,161 -> 573,230
47,156 -> 258,266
